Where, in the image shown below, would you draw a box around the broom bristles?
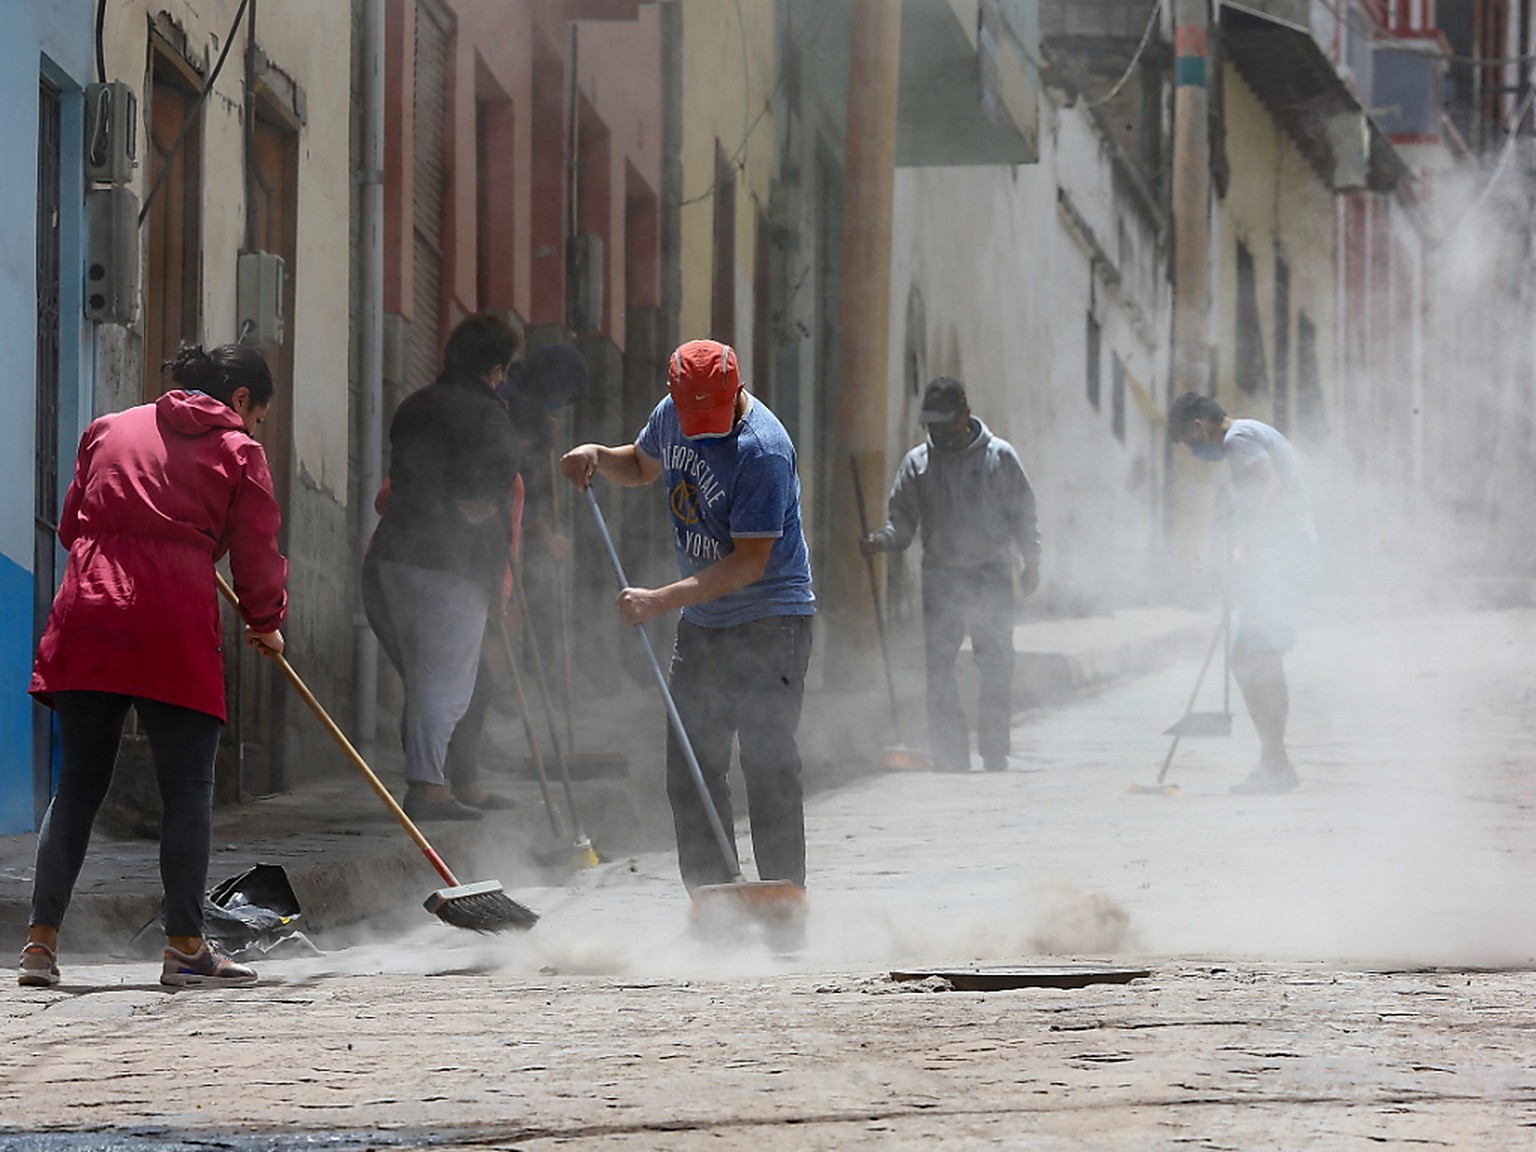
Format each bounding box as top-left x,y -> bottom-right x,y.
424,880 -> 540,932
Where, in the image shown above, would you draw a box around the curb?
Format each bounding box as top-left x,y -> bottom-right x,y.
0,609 -> 1212,954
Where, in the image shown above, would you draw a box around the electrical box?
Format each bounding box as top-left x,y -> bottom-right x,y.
566,233 -> 604,335
1326,112 -> 1370,192
85,187 -> 139,326
237,251 -> 286,345
85,81 -> 138,185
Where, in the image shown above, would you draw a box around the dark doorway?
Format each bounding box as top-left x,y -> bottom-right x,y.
143,41 -> 204,401
33,75 -> 63,827
226,96 -> 303,801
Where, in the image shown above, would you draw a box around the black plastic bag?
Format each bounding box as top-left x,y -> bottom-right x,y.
129,863 -> 318,959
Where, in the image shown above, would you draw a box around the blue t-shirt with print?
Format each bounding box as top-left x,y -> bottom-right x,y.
635,395 -> 815,628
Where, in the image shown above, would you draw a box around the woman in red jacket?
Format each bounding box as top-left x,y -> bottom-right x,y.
18,344 -> 288,990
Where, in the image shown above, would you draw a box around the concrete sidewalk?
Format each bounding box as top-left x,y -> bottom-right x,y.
0,605 -> 1208,954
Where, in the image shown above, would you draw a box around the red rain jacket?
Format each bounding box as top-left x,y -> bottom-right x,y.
30,390 -> 288,721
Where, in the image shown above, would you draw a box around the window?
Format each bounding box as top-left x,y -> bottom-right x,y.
710,140 -> 736,344
1235,241 -> 1268,395
1111,353 -> 1126,443
1086,312 -> 1101,410
1273,256 -> 1290,432
1296,312 -> 1328,442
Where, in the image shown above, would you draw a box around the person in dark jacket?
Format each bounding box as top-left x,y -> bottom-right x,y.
363,313 -> 521,821
861,377 -> 1041,773
21,344 -> 288,989
442,344 -> 591,789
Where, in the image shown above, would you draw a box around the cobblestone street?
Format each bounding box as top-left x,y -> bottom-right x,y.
4,606 -> 1535,1149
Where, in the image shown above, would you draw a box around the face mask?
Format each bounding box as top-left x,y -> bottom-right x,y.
1190,440 -> 1225,462
929,417 -> 971,453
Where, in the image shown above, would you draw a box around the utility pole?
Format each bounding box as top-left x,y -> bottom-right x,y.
1170,0 -> 1211,403
1167,0 -> 1213,575
827,0 -> 901,679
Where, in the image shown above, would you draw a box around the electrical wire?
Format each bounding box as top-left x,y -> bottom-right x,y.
1086,0 -> 1161,110
94,0 -> 107,84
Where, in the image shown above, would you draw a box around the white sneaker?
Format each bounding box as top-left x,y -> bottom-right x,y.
161,943 -> 258,988
17,942 -> 60,987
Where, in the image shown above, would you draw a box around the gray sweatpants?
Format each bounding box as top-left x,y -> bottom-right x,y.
374,561 -> 490,787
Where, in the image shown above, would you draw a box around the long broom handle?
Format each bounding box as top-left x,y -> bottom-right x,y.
214,572 -> 461,889
497,613 -> 564,838
549,445 -> 578,755
513,574 -> 588,840
583,485 -> 741,878
849,455 -> 902,728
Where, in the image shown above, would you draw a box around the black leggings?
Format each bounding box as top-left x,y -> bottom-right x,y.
31,691 -> 221,938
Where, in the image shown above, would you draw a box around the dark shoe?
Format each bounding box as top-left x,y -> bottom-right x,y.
456,791 -> 517,811
982,756 -> 1008,773
403,794 -> 485,822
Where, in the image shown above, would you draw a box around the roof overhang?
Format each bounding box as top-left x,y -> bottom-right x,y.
897,0 -> 1040,166
1220,2 -> 1412,194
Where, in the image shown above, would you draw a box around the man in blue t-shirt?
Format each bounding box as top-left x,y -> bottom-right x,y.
561,339 -> 815,905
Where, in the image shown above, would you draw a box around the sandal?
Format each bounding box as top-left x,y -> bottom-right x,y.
18,942 -> 60,988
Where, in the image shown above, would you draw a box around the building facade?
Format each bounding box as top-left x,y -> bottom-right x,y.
0,3 -> 96,833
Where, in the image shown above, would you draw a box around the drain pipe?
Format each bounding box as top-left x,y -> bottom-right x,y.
354,0 -> 385,748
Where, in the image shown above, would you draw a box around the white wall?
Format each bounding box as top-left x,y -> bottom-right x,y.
886,89 -> 1171,615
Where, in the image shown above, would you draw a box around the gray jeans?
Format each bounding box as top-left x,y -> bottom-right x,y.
922,560 -> 1016,770
372,561 -> 490,787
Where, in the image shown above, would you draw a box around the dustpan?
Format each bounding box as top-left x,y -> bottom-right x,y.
1164,710 -> 1232,737
1163,595 -> 1232,737
1130,600 -> 1232,797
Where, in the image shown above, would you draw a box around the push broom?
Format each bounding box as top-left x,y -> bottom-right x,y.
216,573 -> 538,932
583,487 -> 807,940
849,454 -> 930,771
495,612 -> 572,855
511,577 -> 600,869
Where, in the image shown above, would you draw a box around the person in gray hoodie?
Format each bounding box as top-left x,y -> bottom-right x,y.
861,377 -> 1041,773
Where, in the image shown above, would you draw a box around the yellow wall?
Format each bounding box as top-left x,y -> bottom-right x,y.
1215,62 -> 1337,427
676,0 -> 778,349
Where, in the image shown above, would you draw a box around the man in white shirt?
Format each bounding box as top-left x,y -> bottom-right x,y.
1170,392 -> 1318,794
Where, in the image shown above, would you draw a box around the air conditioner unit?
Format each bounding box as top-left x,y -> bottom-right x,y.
85,187 -> 139,326
85,82 -> 138,186
566,233 -> 604,335
237,251 -> 286,345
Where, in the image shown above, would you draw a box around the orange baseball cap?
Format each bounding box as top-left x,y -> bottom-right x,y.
669,340 -> 741,438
